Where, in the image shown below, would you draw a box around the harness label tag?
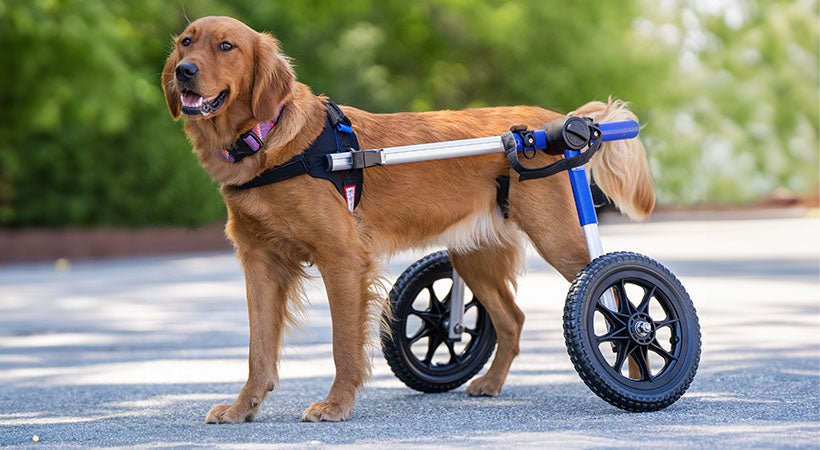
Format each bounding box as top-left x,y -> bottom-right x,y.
344,185 -> 356,212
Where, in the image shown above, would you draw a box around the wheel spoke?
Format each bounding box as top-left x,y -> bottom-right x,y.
632,345 -> 653,381
613,340 -> 635,374
655,318 -> 679,329
615,280 -> 636,315
596,302 -> 627,327
464,327 -> 479,337
648,339 -> 678,363
407,323 -> 433,345
636,286 -> 656,314
595,326 -> 629,344
412,310 -> 438,326
444,338 -> 460,364
464,297 -> 478,311
422,334 -> 443,365
426,287 -> 443,314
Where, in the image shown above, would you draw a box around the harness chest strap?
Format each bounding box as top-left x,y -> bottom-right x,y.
228,101 -> 364,211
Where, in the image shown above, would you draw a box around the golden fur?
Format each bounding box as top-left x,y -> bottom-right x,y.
162,16 -> 655,423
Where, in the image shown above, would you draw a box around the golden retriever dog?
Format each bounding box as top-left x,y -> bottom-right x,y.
162,16 -> 654,423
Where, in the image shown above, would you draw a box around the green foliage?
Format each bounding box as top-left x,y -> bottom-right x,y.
0,0 -> 225,226
0,0 -> 816,227
228,0 -> 672,114
636,0 -> 819,204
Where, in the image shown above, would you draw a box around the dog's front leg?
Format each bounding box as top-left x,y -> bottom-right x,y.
301,248 -> 375,422
206,247 -> 297,424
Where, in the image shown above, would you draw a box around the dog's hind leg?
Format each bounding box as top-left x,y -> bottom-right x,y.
507,176 -> 648,379
450,243 -> 524,397
206,246 -> 304,424
508,174 -> 590,281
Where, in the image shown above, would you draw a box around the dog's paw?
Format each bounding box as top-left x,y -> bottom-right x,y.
301,401 -> 351,422
205,403 -> 256,424
466,376 -> 503,397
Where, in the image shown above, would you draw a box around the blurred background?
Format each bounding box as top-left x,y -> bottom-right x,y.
0,0 -> 817,228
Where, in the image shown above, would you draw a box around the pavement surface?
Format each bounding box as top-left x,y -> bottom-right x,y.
1,211 -> 819,448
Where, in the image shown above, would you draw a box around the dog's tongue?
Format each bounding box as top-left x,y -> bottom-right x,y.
182,93 -> 203,107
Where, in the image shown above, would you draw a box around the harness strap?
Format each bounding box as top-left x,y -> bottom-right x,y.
495,175 -> 511,219
501,128 -> 603,182
326,101 -> 350,129
232,101 -> 363,211
234,156 -> 309,189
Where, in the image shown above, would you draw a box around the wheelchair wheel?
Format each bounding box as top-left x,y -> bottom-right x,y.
563,252 -> 701,411
381,251 -> 496,393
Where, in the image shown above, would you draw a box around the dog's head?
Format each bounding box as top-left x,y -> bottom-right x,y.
162,16 -> 294,123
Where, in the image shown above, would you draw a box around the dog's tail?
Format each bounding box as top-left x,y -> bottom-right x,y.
569,98 -> 655,221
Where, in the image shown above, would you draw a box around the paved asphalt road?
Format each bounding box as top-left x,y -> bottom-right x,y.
1,210 -> 818,448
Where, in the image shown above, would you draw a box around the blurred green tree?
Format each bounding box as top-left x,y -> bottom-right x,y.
0,0 -> 816,227
0,0 -> 225,226
635,0 -> 818,204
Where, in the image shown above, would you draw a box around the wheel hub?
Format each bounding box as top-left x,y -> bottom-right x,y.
628,313 -> 656,345
439,317 -> 450,336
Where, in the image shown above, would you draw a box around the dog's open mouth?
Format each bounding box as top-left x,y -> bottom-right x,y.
180,89 -> 228,117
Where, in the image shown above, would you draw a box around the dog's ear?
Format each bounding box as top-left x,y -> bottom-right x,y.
252,33 -> 295,122
162,50 -> 181,120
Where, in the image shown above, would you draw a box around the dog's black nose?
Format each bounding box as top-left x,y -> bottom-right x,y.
175,62 -> 199,82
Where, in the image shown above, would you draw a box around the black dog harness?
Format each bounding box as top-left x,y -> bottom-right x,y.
227,101 -> 363,211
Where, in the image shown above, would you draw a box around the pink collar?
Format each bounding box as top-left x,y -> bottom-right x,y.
220,103 -> 285,163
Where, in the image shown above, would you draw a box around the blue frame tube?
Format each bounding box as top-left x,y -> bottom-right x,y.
598,120 -> 639,142
512,120 -> 638,151
564,147 -> 614,312
564,149 -> 598,227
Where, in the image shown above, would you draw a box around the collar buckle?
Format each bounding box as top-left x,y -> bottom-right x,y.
223,128 -> 264,163
238,128 -> 264,153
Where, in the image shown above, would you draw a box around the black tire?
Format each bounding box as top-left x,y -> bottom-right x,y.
381,251 -> 496,393
563,252 -> 701,411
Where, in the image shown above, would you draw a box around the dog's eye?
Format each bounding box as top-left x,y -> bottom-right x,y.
180,37 -> 192,47
219,41 -> 234,52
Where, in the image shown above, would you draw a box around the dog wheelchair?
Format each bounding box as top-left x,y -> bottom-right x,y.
327,117 -> 701,412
